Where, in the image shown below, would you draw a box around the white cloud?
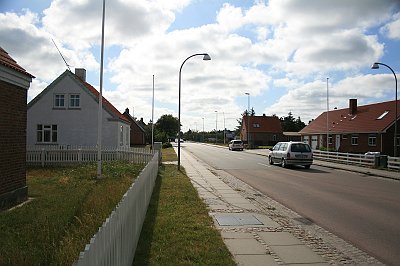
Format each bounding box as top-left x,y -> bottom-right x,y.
381,12 -> 400,39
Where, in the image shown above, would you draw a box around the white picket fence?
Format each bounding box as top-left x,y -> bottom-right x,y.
313,150 -> 375,167
73,150 -> 160,266
388,156 -> 400,171
27,145 -> 153,166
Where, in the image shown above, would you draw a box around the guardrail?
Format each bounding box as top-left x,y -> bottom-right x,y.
388,156 -> 400,171
74,151 -> 160,266
27,146 -> 153,166
312,150 -> 375,167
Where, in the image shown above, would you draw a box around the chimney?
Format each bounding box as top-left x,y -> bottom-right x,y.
349,99 -> 357,115
125,108 -> 129,114
75,68 -> 86,82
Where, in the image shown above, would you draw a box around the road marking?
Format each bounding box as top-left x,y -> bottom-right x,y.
258,162 -> 271,167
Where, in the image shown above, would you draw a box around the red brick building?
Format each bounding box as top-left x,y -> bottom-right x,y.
0,47 -> 34,210
123,108 -> 146,145
240,115 -> 285,147
299,99 -> 400,156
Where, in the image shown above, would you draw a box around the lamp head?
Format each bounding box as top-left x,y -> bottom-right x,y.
371,63 -> 380,69
203,54 -> 211,61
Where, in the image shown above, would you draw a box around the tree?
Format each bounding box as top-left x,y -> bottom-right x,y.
280,112 -> 306,132
155,114 -> 179,142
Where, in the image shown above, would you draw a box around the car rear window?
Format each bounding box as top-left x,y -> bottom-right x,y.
290,143 -> 311,152
233,140 -> 243,144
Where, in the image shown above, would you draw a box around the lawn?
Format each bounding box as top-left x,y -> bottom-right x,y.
0,161 -> 144,265
132,148 -> 235,266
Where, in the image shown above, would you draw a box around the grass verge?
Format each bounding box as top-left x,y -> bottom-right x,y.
0,161 -> 143,265
162,146 -> 178,162
132,149 -> 235,265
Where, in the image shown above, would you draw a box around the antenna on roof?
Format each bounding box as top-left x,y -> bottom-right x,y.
51,38 -> 71,72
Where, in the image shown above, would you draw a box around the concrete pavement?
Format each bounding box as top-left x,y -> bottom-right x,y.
177,147 -> 330,266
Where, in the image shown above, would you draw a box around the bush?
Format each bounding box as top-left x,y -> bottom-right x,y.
162,142 -> 172,149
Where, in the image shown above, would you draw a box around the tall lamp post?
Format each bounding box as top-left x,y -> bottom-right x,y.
371,62 -> 398,157
326,78 -> 329,151
202,117 -> 205,142
215,111 -> 218,144
178,53 -> 211,170
245,92 -> 250,148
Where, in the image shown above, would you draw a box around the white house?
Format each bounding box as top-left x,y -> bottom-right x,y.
27,68 -> 131,148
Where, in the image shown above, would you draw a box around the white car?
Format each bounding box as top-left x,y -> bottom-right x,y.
269,142 -> 313,169
229,140 -> 244,151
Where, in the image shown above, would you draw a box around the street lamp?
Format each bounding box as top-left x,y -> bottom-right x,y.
245,92 -> 250,149
178,53 -> 211,170
202,117 -> 205,142
371,62 -> 398,157
215,111 -> 218,144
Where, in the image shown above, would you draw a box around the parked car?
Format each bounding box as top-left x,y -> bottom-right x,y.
269,141 -> 313,169
229,140 -> 244,151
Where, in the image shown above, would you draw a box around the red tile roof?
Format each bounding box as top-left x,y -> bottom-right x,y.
300,100 -> 400,134
0,47 -> 35,78
74,74 -> 130,124
242,116 -> 282,133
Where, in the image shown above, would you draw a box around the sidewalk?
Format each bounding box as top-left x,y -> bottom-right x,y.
244,148 -> 400,180
178,147 -> 329,266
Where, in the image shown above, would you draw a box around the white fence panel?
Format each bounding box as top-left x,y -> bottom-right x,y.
388,156 -> 400,171
74,151 -> 160,266
26,146 -> 153,166
313,150 -> 375,167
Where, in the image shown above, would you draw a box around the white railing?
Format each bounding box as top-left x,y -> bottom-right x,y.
388,156 -> 400,171
74,151 -> 160,266
27,146 -> 153,166
313,150 -> 375,167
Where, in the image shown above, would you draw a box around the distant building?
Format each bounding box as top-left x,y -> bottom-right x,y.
299,99 -> 400,156
27,68 -> 131,148
0,47 -> 34,210
123,108 -> 146,145
240,115 -> 285,146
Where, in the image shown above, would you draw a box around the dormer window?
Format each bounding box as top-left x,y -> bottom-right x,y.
377,111 -> 389,120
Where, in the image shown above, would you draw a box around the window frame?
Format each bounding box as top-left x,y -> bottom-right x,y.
69,94 -> 81,108
37,124 -> 58,143
351,134 -> 358,146
54,94 -> 66,108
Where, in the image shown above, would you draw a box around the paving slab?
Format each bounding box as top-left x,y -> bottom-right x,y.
221,232 -> 254,239
271,245 -> 326,264
235,254 -> 279,266
258,232 -> 303,246
224,239 -> 267,255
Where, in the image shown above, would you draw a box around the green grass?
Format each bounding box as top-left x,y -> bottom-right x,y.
132,162 -> 235,266
0,161 -> 144,265
162,147 -> 178,162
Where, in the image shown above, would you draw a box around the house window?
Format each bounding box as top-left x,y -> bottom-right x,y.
69,94 -> 80,108
328,135 -> 333,144
351,135 -> 358,145
273,135 -> 277,141
126,126 -> 129,145
368,134 -> 377,146
54,94 -> 65,108
342,134 -> 348,140
37,124 -> 58,143
253,123 -> 260,128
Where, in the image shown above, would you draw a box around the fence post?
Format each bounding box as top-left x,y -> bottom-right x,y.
41,148 -> 45,167
153,142 -> 162,165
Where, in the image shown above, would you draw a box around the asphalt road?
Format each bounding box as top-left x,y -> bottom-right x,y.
182,142 -> 400,265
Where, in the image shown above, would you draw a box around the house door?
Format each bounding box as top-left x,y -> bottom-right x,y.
311,135 -> 318,150
336,135 -> 341,151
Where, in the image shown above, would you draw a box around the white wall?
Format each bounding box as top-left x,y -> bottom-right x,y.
27,73 -> 130,148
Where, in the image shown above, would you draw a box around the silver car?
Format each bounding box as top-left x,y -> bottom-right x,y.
229,140 -> 244,151
269,142 -> 313,169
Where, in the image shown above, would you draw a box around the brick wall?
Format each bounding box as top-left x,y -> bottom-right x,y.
0,79 -> 28,209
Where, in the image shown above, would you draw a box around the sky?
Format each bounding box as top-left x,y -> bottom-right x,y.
1,0 -> 399,132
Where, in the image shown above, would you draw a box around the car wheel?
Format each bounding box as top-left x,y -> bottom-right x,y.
281,159 -> 287,168
269,156 -> 274,165
304,165 -> 311,169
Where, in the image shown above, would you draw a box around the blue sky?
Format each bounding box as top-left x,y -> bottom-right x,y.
1,0 -> 399,132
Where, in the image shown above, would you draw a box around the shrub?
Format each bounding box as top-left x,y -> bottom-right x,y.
162,142 -> 172,149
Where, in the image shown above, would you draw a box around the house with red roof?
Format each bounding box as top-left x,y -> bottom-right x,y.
240,115 -> 287,146
27,68 -> 131,148
123,108 -> 146,145
299,99 -> 400,156
0,47 -> 34,210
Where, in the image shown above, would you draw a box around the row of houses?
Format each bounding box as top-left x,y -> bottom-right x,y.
1,47 -> 148,209
240,99 -> 399,156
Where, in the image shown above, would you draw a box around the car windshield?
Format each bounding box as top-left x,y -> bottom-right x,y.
290,143 -> 311,152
